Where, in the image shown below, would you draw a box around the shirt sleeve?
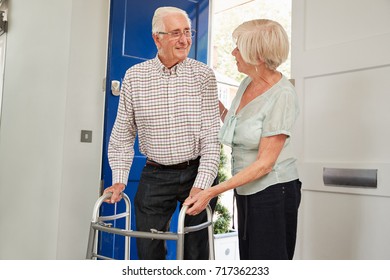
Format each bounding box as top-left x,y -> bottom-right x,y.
193,67 -> 220,189
262,88 -> 299,138
107,71 -> 137,186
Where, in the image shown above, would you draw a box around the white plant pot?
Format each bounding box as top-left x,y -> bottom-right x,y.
214,231 -> 239,260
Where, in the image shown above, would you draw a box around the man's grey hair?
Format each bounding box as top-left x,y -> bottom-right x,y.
152,6 -> 191,35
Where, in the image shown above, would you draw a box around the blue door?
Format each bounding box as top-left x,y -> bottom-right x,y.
100,0 -> 210,260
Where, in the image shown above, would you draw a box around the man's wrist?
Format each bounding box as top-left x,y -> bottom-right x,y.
113,183 -> 126,191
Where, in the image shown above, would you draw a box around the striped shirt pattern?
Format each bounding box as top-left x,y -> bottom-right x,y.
108,56 -> 220,189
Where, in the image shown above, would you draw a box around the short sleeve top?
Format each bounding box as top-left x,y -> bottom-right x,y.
218,75 -> 299,195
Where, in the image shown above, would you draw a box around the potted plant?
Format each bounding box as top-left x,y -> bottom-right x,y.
213,145 -> 239,259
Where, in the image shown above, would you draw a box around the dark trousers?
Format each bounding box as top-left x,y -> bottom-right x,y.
134,163 -> 217,260
235,179 -> 302,260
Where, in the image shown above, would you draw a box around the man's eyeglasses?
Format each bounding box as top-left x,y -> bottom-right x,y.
157,29 -> 196,39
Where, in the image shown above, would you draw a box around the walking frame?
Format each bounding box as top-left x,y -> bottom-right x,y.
86,192 -> 215,260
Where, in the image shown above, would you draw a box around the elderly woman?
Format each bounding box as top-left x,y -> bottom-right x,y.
184,19 -> 302,260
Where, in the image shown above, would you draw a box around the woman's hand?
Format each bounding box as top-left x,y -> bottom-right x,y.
184,188 -> 214,215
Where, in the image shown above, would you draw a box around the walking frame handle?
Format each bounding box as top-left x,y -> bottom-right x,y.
86,192 -> 215,260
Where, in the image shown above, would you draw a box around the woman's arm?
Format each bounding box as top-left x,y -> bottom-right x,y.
219,100 -> 228,122
184,134 -> 288,215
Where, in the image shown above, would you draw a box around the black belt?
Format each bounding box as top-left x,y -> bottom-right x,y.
146,157 -> 200,170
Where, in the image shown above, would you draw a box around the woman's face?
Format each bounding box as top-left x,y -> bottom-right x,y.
231,47 -> 250,74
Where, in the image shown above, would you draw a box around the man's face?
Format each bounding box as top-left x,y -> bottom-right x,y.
154,13 -> 192,68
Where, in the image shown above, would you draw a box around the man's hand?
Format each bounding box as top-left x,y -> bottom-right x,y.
103,183 -> 125,203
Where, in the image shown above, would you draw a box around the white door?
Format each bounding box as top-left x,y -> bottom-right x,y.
292,0 -> 390,259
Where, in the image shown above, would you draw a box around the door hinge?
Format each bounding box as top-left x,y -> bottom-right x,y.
102,77 -> 106,93
99,179 -> 104,196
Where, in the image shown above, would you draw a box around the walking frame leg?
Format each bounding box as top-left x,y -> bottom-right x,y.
87,193 -> 215,260
86,192 -> 131,260
177,205 -> 215,260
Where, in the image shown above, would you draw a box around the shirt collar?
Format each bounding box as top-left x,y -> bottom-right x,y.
153,55 -> 187,77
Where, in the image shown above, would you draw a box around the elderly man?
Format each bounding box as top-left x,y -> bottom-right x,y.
104,6 -> 220,260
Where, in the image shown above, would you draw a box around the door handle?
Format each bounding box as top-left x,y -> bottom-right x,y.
111,80 -> 121,96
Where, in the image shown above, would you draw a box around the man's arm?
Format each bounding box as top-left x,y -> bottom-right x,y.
193,67 -> 220,190
105,73 -> 137,203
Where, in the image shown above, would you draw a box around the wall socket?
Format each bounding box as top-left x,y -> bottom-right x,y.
80,130 -> 92,143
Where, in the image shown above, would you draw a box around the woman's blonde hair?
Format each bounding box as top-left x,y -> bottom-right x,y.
232,19 -> 289,70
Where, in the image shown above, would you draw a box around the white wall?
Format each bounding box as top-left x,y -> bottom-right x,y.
0,0 -> 109,259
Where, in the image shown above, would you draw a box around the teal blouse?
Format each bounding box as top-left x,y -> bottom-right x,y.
219,75 -> 299,195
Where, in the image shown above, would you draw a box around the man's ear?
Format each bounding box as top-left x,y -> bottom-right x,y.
153,33 -> 162,49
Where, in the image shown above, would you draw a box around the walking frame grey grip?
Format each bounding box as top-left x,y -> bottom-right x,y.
86,192 -> 215,260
